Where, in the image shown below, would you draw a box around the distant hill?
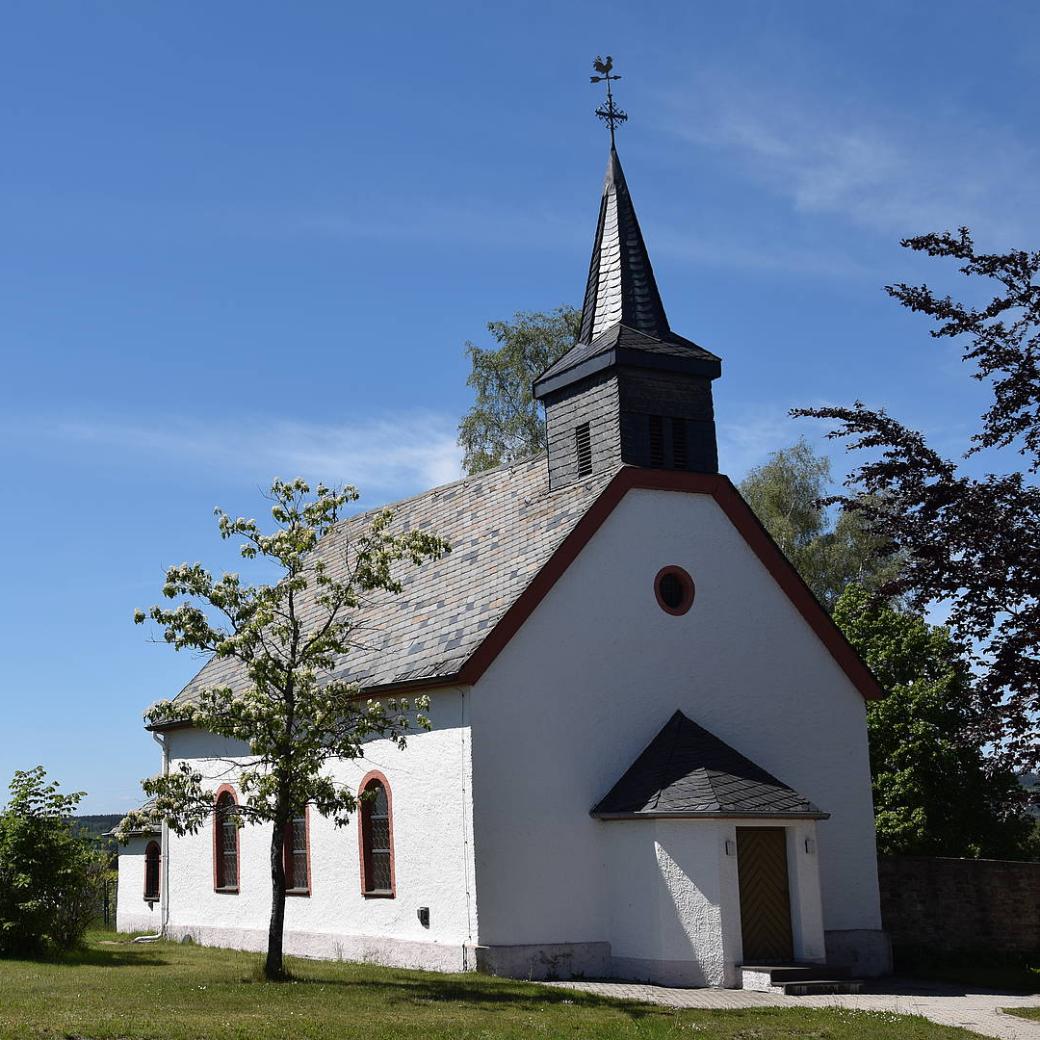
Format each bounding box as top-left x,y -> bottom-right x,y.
70,814 -> 123,841
1022,774 -> 1039,817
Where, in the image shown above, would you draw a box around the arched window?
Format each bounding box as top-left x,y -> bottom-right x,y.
213,787 -> 239,893
358,773 -> 395,897
144,840 -> 161,902
284,809 -> 310,896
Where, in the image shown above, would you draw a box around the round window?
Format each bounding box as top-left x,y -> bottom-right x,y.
654,566 -> 695,616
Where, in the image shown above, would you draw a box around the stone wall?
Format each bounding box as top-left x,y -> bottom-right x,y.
878,855 -> 1040,954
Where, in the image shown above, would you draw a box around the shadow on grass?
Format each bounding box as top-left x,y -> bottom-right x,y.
892,946 -> 1040,995
277,971 -> 664,1020
2,943 -> 170,970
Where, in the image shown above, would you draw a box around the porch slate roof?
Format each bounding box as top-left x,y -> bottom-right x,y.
591,710 -> 828,820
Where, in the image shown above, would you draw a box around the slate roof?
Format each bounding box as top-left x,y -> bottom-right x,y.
110,799 -> 160,837
170,456 -> 614,708
591,710 -> 828,819
533,146 -> 721,398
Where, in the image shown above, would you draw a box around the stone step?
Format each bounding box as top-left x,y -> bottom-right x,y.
782,979 -> 864,995
739,964 -> 861,995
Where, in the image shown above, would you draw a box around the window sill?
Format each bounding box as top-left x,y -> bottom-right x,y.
214,886 -> 239,894
362,890 -> 395,899
286,888 -> 310,897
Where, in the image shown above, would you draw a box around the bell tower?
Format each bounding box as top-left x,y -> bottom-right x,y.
534,62 -> 721,491
534,143 -> 722,491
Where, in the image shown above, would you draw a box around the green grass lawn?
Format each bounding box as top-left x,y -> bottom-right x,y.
1004,1007 -> 1040,1021
0,931 -> 984,1040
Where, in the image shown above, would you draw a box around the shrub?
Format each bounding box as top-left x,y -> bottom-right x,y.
0,767 -> 103,956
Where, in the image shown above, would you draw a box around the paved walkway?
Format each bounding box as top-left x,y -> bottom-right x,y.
547,978 -> 1040,1039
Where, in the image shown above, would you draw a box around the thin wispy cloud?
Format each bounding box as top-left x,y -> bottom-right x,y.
716,405 -> 828,481
23,413 -> 465,498
657,77 -> 1040,244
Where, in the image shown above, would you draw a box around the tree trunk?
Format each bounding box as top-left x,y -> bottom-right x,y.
265,820 -> 287,980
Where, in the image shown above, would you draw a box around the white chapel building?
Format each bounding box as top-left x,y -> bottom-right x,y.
118,142 -> 891,988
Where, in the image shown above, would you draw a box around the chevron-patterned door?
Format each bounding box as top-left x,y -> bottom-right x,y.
736,827 -> 793,962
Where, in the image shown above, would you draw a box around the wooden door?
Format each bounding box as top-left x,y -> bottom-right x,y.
736,827 -> 793,962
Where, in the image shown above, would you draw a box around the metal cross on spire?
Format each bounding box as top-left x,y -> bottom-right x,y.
590,55 -> 627,146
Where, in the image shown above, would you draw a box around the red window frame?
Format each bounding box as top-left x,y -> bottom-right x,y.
143,840 -> 161,902
357,771 -> 395,898
283,806 -> 311,897
212,785 -> 240,893
654,565 -> 696,616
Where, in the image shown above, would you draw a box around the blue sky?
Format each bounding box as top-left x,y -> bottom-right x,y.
1,2 -> 1037,811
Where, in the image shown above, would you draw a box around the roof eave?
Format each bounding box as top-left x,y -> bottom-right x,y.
145,718 -> 194,733
533,347 -> 722,399
591,810 -> 831,821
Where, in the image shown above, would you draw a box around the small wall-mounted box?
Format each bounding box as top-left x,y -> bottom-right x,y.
417,906 -> 430,928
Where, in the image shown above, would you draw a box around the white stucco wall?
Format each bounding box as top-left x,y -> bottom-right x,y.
159,688 -> 477,971
116,835 -> 162,934
601,819 -> 824,987
604,819 -> 731,986
468,488 -> 881,977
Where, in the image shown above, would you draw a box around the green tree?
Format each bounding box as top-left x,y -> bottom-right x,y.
834,585 -> 1034,858
739,438 -> 896,612
0,767 -> 103,956
795,230 -> 1040,771
121,479 -> 448,979
458,306 -> 579,474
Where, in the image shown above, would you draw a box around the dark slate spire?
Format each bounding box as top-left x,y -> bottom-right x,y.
533,142 -> 723,491
578,145 -> 671,344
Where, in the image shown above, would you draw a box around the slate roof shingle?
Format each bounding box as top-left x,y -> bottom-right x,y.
591,710 -> 828,819
110,799 -> 160,837
172,456 -> 614,707
578,145 -> 672,344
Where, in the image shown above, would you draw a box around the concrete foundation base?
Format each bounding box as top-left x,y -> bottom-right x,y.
610,954 -> 721,988
165,924 -> 470,973
473,942 -> 611,980
148,926 -> 891,987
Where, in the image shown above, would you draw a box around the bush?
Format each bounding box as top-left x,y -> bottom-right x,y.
0,767 -> 104,956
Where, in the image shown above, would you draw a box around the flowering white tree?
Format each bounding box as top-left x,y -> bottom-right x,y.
118,478 -> 448,979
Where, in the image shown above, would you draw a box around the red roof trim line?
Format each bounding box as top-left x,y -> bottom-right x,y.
455,467 -> 883,701
144,467 -> 882,725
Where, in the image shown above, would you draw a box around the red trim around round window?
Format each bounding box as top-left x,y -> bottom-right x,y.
654,565 -> 695,616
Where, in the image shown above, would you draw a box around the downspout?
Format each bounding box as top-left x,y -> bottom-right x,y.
459,687 -> 475,969
133,730 -> 170,943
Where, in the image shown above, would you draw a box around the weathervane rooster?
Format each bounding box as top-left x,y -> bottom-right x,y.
590,55 -> 627,145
